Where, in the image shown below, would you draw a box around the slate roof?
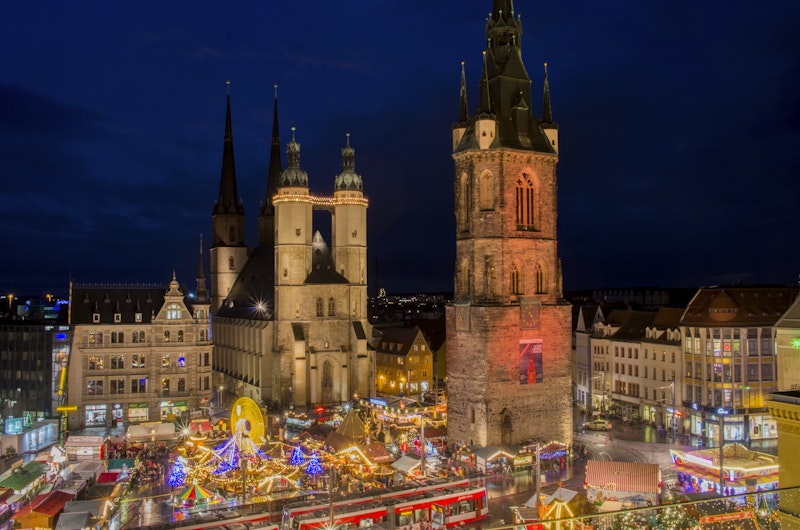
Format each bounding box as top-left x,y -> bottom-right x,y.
305,232 -> 348,284
375,327 -> 425,356
70,283 -> 171,325
612,311 -> 657,341
215,243 -> 275,320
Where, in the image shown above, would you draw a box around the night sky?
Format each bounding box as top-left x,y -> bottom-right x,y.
2,1 -> 799,297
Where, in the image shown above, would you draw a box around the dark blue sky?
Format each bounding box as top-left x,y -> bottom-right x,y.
2,1 -> 799,296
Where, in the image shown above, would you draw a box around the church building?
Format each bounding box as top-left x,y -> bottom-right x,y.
446,0 -> 573,447
210,85 -> 372,410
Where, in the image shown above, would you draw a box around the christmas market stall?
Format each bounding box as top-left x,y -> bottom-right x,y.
474,445 -> 522,474
585,460 -> 661,512
669,443 -> 778,495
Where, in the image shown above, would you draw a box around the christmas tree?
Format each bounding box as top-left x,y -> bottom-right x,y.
167,460 -> 187,488
290,446 -> 306,466
306,453 -> 323,476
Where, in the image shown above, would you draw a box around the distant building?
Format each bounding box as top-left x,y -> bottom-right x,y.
680,286 -> 798,443
209,88 -> 372,409
67,272 -> 212,429
446,1 -> 572,447
374,327 -> 433,398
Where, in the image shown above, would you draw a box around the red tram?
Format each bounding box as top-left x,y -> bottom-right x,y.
290,485 -> 488,530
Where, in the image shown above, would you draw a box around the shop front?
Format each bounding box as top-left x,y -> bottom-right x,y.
160,400 -> 188,421
128,403 -> 149,424
110,404 -> 124,427
84,404 -> 107,427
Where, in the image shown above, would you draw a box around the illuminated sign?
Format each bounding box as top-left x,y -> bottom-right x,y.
4,417 -> 23,435
56,405 -> 78,412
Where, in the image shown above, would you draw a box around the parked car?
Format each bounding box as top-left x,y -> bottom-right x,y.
583,419 -> 612,431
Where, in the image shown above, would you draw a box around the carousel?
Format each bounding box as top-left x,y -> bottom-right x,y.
169,397 -> 305,501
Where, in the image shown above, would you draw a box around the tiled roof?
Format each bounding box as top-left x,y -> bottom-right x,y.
681,287 -> 799,326
585,460 -> 660,494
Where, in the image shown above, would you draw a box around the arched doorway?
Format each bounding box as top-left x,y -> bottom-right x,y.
500,410 -> 513,445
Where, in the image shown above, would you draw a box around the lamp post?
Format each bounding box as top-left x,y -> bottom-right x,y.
718,408 -> 728,495
219,385 -> 224,411
671,377 -> 677,441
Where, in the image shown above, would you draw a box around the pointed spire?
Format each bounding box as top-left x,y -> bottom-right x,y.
264,84 -> 282,211
196,233 -> 208,300
542,62 -> 554,125
215,80 -> 243,214
459,61 -> 469,124
478,51 -> 492,114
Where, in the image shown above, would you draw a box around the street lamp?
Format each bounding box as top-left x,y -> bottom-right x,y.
219,386 -> 224,410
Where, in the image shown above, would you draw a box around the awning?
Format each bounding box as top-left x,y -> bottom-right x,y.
391,455 -> 421,474
189,419 -> 214,433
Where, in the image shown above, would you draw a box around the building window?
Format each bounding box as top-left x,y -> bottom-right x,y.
164,331 -> 170,342
203,352 -> 210,366
87,380 -> 103,395
479,171 -> 494,210
534,263 -> 546,294
110,379 -> 125,394
177,330 -> 184,342
162,354 -> 170,368
131,378 -> 147,394
92,313 -> 100,323
204,376 -> 209,390
228,256 -> 235,269
162,378 -> 170,395
178,378 -> 186,392
135,312 -> 142,322
89,331 -> 103,344
167,304 -> 182,320
138,331 -> 145,343
132,354 -> 146,369
111,355 -> 124,370
510,263 -> 522,295
516,174 -> 535,229
316,298 -> 324,317
178,355 -> 186,367
114,313 -> 121,323
88,356 -> 104,370
762,363 -> 774,381
328,298 -> 335,316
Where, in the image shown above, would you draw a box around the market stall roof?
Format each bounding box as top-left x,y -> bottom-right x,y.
22,489 -> 74,517
107,458 -> 135,471
541,487 -> 579,506
0,461 -> 48,491
585,460 -> 661,494
473,445 -> 522,461
340,443 -> 393,466
64,435 -> 105,448
189,419 -> 214,432
126,421 -> 176,442
336,411 -> 366,441
97,472 -> 119,484
326,431 -> 356,452
55,511 -> 92,530
391,455 -> 421,474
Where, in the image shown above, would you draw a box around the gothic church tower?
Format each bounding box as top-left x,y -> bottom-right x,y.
446,0 -> 572,447
210,83 -> 248,312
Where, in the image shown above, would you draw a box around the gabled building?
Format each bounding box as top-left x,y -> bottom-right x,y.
680,286 -> 799,443
374,327 -> 433,398
67,270 -> 212,429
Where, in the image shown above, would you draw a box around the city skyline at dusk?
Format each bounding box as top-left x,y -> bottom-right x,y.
2,1 -> 799,296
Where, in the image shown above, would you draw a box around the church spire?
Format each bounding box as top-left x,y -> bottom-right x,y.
259,84 -> 282,245
196,233 -> 209,303
214,80 -> 243,215
542,62 -> 554,126
459,61 -> 470,124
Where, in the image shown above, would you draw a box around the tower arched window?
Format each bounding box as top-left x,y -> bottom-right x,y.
228,256 -> 235,270
516,174 -> 535,229
316,298 -> 323,317
164,330 -> 170,342
458,173 -> 469,232
535,263 -> 547,294
228,226 -> 236,242
479,171 -> 494,210
328,298 -> 335,316
510,263 -> 523,295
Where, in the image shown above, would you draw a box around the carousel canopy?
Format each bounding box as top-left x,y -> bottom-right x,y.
336,411 -> 366,441
176,483 -> 216,502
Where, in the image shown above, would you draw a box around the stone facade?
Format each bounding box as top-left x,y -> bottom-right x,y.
445,3 -> 572,447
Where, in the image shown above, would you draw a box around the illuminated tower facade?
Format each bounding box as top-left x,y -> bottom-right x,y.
446,0 -> 572,447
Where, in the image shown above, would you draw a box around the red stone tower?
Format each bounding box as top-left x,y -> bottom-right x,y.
446,0 -> 572,447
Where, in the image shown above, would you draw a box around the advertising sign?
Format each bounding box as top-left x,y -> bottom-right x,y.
519,339 -> 543,385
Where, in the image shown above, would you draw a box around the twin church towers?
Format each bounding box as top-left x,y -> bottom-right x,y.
209,0 -> 572,447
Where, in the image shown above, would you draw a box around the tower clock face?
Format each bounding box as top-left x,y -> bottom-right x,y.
520,300 -> 541,330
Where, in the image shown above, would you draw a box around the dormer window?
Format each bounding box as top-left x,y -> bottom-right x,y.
114,313 -> 121,323
92,313 -> 100,323
135,312 -> 142,323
